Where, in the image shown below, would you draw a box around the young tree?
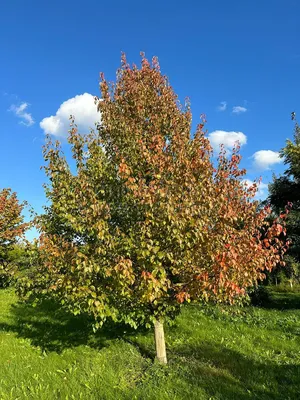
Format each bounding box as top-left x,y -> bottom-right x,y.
0,188 -> 27,286
18,54 -> 288,364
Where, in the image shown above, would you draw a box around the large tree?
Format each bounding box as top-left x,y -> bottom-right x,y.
19,54 -> 288,363
267,118 -> 300,285
0,188 -> 27,286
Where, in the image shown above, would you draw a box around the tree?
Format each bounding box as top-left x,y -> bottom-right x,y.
0,188 -> 27,286
268,119 -> 300,285
18,54 -> 288,364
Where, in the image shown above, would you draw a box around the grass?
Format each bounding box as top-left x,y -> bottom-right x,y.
0,288 -> 299,399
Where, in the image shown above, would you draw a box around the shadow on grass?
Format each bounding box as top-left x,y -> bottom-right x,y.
0,294 -> 299,399
172,342 -> 300,400
263,290 -> 300,310
0,298 -> 152,357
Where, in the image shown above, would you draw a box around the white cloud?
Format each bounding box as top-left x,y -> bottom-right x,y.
40,93 -> 100,137
9,102 -> 35,127
252,150 -> 282,170
232,106 -> 247,114
217,101 -> 227,112
243,179 -> 269,200
208,130 -> 247,151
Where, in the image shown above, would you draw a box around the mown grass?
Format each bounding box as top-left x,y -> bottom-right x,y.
0,288 -> 299,399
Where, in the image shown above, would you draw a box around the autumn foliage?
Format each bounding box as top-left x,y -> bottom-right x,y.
0,188 -> 27,286
18,54 -> 289,362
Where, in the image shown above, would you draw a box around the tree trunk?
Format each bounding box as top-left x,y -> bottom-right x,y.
154,320 -> 167,364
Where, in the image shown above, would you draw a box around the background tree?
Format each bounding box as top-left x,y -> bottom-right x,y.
267,117 -> 300,286
0,188 -> 27,287
18,54 -> 288,364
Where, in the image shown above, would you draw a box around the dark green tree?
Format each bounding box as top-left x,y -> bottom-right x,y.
268,117 -> 300,286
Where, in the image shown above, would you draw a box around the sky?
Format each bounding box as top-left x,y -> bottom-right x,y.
1,0 -> 299,240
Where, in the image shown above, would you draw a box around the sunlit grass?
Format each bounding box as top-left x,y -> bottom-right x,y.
0,288 -> 299,399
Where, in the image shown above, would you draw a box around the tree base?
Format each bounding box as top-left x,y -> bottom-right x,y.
154,320 -> 167,364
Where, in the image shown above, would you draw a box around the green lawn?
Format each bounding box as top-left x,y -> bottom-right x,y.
0,288 -> 299,400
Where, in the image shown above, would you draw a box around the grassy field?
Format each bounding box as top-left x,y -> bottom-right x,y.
0,288 -> 299,400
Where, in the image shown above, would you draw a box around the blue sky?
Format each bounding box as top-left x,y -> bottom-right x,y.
1,0 -> 299,240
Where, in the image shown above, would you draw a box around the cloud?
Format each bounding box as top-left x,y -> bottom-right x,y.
252,150 -> 282,170
243,179 -> 269,200
232,106 -> 247,114
9,102 -> 35,127
208,130 -> 247,151
40,93 -> 100,137
217,101 -> 227,112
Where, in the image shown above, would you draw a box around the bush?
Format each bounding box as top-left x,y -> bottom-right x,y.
0,260 -> 16,288
248,285 -> 270,306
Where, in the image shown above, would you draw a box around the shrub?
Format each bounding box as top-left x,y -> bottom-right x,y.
248,285 -> 270,306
